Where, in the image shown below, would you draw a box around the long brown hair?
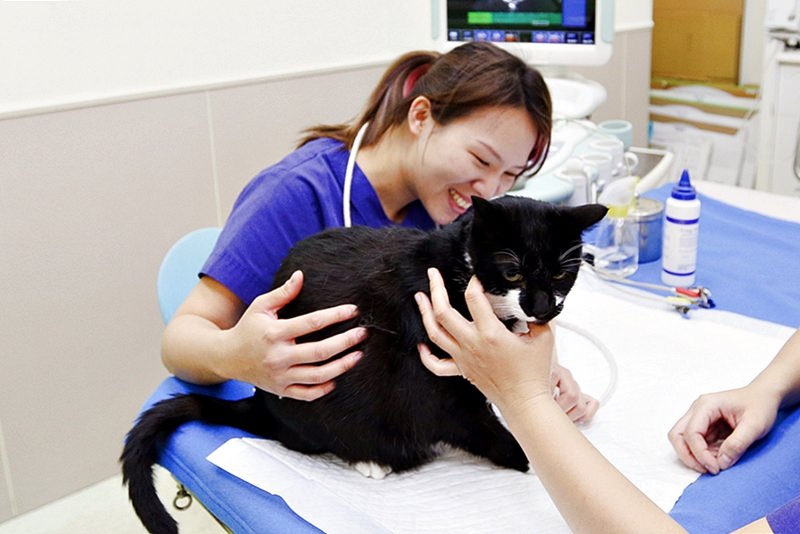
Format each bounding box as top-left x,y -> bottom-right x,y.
299,41 -> 552,176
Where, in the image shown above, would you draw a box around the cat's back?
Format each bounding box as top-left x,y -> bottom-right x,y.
276,225 -> 426,277
273,224 -> 431,317
293,225 -> 423,258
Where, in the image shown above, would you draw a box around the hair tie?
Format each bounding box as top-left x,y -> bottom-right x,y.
402,64 -> 431,98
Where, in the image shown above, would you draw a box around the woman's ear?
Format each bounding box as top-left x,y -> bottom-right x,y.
407,96 -> 433,136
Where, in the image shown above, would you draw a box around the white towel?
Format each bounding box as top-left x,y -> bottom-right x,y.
207,273 -> 794,533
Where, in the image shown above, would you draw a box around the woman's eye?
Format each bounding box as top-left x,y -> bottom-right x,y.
473,154 -> 490,167
553,272 -> 567,281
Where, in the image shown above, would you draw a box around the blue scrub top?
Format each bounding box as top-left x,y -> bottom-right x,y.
202,137 -> 435,305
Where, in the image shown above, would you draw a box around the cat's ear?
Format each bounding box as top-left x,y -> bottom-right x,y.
568,203 -> 608,231
469,196 -> 502,244
469,196 -> 504,229
470,196 -> 492,214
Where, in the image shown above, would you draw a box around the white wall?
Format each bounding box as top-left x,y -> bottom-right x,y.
1,0 -> 650,117
741,0 -> 767,86
0,0 -> 432,116
614,0 -> 652,31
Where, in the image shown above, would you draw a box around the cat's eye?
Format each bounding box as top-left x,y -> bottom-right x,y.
503,270 -> 523,283
553,272 -> 567,281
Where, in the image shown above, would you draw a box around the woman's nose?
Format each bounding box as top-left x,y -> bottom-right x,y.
471,174 -> 501,198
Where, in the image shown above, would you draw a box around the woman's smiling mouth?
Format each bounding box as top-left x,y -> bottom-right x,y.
449,188 -> 471,210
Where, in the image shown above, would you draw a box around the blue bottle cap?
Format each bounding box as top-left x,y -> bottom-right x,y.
671,169 -> 697,200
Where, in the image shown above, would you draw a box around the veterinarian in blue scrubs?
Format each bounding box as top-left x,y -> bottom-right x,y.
417,268 -> 800,533
160,41 -> 598,422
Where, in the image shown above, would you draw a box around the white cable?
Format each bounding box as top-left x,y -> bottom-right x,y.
556,318 -> 619,407
580,262 -> 678,308
343,122 -> 369,228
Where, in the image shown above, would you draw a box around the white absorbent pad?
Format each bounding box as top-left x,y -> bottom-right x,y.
207,272 -> 794,533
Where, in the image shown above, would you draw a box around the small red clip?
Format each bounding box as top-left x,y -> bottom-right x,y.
676,287 -> 701,298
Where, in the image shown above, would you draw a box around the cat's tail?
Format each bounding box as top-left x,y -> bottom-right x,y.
120,394 -> 266,534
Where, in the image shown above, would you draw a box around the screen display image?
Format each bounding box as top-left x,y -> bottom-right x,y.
446,0 -> 597,45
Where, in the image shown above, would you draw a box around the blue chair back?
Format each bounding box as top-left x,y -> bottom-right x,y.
157,227 -> 221,324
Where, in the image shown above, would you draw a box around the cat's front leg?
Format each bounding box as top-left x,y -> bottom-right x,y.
447,408 -> 529,473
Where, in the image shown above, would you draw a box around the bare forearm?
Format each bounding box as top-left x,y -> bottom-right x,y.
161,314 -> 234,385
499,396 -> 684,534
750,330 -> 800,409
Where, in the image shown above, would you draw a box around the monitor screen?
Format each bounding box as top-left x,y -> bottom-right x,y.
438,0 -> 613,67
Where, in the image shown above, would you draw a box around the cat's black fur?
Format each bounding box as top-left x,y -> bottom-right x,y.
121,196 -> 606,534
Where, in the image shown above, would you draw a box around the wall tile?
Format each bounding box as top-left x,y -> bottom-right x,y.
0,93 -> 216,514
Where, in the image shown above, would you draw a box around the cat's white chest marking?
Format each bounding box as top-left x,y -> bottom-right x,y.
484,289 -> 565,328
485,289 -> 527,323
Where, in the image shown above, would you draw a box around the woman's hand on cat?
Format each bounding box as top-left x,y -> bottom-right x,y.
551,364 -> 599,424
225,270 -> 366,401
415,268 -> 555,414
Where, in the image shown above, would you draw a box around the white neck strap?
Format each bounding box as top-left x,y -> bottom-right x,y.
343,122 -> 369,228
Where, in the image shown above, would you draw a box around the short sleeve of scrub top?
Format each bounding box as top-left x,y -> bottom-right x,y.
767,494 -> 800,534
201,137 -> 435,306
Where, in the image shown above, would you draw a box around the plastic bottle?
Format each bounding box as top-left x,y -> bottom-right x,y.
593,176 -> 639,277
661,170 -> 701,287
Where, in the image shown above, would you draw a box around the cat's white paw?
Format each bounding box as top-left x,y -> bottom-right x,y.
353,461 -> 392,479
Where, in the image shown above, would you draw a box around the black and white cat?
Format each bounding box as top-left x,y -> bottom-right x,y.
121,195 -> 606,534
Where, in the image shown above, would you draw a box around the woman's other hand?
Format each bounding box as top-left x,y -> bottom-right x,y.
668,385 -> 780,474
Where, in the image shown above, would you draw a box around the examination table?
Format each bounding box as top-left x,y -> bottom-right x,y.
138,180 -> 800,533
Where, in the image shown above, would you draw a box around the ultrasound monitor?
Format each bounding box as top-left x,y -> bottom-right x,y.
436,0 -> 614,67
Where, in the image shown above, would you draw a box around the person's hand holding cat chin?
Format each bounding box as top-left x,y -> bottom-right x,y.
415,268 -> 556,416
417,268 -> 598,423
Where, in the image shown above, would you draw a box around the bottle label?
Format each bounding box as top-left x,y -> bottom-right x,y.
662,220 -> 698,275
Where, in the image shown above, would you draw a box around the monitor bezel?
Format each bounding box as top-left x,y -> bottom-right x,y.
434,0 -> 614,67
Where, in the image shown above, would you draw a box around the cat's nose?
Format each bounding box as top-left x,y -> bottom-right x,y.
529,290 -> 554,319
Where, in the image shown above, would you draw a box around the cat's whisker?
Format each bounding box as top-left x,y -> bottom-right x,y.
559,257 -> 583,266
560,257 -> 583,265
558,242 -> 585,261
495,248 -> 521,265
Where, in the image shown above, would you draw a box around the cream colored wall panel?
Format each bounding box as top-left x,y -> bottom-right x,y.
0,93 -> 216,514
208,66 -> 385,220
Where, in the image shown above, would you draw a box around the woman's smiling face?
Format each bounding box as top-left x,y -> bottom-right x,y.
410,104 -> 538,225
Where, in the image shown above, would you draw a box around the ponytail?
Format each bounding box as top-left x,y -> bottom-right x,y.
298,42 -> 551,176
298,50 -> 438,149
